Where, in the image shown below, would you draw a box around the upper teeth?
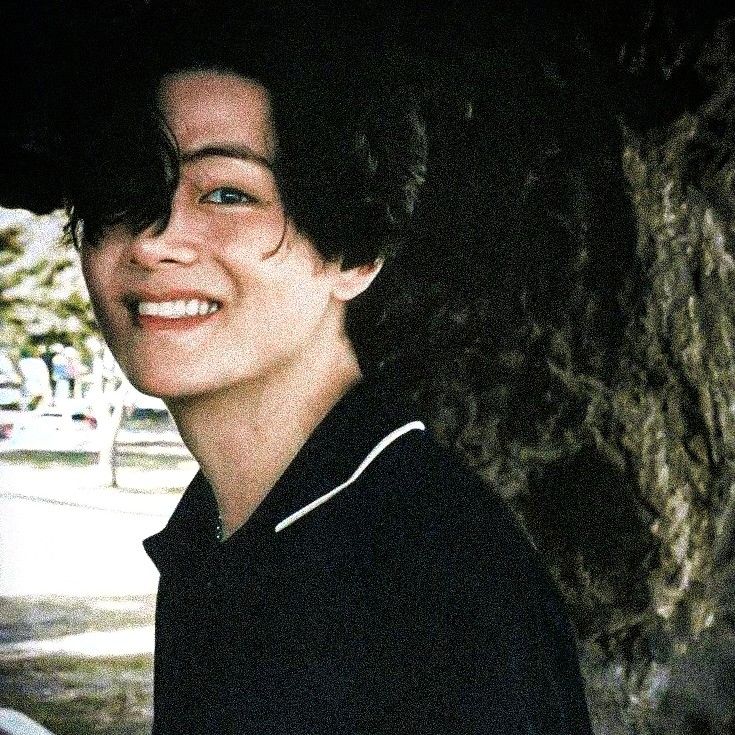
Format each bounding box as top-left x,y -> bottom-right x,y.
137,299 -> 219,317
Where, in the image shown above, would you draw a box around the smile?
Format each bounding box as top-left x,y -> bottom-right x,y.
137,299 -> 220,318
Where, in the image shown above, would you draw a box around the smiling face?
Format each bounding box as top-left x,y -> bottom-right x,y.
81,72 -> 367,400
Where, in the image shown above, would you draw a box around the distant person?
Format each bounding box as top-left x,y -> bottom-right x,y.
17,345 -> 52,409
0,348 -> 22,408
0,349 -> 20,385
83,335 -> 105,399
51,343 -> 72,400
39,344 -> 55,381
62,345 -> 87,397
47,342 -> 64,397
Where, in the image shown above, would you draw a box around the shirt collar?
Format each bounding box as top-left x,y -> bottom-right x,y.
144,379 -> 423,570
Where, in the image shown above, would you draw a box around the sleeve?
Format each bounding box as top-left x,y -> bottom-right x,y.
395,493 -> 594,735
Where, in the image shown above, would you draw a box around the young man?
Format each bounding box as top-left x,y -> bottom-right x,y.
66,6 -> 592,732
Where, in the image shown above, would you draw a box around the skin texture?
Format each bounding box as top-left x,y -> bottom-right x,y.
82,72 -> 381,536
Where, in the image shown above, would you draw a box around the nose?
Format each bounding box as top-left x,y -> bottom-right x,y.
126,211 -> 199,270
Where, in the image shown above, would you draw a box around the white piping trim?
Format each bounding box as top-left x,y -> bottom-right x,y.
274,420 -> 426,533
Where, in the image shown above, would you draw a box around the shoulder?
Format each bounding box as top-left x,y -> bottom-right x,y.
349,426 -> 583,676
346,423 -> 546,588
354,423 -> 516,536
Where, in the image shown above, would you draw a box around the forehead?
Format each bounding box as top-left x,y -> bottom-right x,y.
158,72 -> 275,159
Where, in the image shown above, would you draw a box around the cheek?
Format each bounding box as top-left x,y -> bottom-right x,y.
208,210 -> 288,259
80,251 -> 120,325
80,253 -> 105,307
239,264 -> 333,338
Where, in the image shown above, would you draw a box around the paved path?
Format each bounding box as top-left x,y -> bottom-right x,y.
0,462 -> 189,596
0,626 -> 154,660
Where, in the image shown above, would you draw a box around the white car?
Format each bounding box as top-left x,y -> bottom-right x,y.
0,400 -> 103,453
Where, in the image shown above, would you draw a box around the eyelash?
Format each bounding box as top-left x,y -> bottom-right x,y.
200,187 -> 254,205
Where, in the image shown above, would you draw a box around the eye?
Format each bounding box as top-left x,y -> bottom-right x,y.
201,187 -> 253,205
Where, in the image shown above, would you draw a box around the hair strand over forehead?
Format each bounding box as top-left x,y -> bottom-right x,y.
63,4 -> 428,265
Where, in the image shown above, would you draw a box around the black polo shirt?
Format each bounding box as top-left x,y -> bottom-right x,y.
144,380 -> 592,734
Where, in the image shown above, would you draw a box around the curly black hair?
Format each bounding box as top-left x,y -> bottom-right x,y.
60,3 -> 428,374
62,4 -> 428,268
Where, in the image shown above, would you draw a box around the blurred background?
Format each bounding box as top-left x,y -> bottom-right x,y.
3,1 -> 735,734
0,207 -> 195,733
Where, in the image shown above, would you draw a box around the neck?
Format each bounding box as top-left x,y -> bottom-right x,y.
165,335 -> 362,540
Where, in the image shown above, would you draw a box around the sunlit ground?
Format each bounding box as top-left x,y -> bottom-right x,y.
0,450 -> 194,733
0,595 -> 155,734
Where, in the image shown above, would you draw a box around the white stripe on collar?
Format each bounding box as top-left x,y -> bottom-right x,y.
274,420 -> 426,533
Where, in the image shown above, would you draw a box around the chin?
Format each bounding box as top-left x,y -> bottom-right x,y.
124,367 -> 202,401
125,364 -> 247,402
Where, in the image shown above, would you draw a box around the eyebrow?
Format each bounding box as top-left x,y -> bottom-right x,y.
179,143 -> 273,171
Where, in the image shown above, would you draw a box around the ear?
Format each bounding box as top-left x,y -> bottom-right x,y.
332,259 -> 384,302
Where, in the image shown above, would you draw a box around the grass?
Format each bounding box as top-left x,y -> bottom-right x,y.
0,596 -> 155,645
0,450 -> 197,494
0,451 -> 193,472
0,443 -> 183,732
0,451 -> 99,467
0,597 -> 156,734
0,409 -> 188,731
0,655 -> 152,735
